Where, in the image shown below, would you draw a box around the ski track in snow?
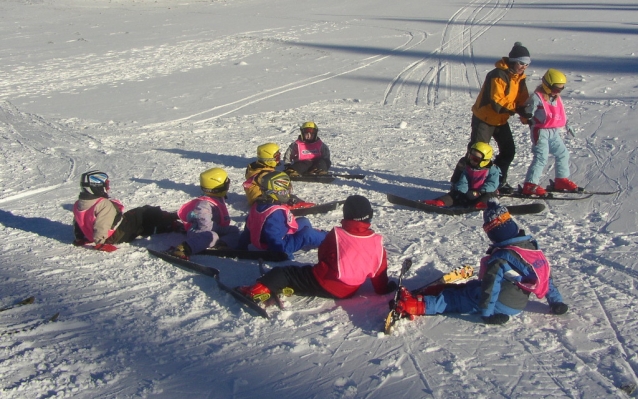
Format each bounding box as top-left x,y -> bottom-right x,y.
382,0 -> 513,108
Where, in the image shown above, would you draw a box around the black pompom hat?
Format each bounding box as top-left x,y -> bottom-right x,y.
508,42 -> 531,65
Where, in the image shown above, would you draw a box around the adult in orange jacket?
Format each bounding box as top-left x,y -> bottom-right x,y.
450,42 -> 531,194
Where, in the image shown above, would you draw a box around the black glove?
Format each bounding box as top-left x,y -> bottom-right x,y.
482,314 -> 509,325
386,281 -> 398,293
465,190 -> 479,200
551,302 -> 569,315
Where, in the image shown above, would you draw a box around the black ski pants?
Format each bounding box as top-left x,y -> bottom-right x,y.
259,265 -> 333,298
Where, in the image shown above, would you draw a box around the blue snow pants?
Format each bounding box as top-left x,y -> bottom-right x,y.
524,128 -> 571,185
423,280 -> 521,317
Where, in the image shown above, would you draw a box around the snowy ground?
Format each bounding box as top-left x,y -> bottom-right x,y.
1,0 -> 638,397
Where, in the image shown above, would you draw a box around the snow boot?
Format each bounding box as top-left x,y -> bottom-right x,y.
553,178 -> 579,192
423,199 -> 445,207
396,287 -> 425,319
522,182 -> 547,196
170,242 -> 192,260
497,182 -> 514,195
237,282 -> 271,303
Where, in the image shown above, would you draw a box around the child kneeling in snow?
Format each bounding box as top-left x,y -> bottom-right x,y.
73,170 -> 179,252
424,142 -> 500,210
395,199 -> 568,325
237,195 -> 395,302
169,167 -> 240,259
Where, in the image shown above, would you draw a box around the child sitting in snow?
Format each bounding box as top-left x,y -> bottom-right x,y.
237,195 -> 395,302
424,142 -> 500,209
394,199 -> 568,325
244,142 -> 313,208
169,167 -> 240,259
519,68 -> 579,196
236,171 -> 326,259
72,170 -> 179,252
283,121 -> 331,177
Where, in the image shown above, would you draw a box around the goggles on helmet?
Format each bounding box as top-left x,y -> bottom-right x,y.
468,152 -> 483,165
202,177 -> 230,195
550,85 -> 565,94
483,211 -> 512,233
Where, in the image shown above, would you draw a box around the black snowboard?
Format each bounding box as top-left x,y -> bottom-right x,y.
201,248 -> 289,262
290,200 -> 346,216
148,249 -> 270,318
387,193 -> 545,215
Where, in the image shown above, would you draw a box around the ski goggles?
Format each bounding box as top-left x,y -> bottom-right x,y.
483,211 -> 512,233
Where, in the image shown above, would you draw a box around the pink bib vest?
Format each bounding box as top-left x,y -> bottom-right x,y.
532,91 -> 566,143
333,227 -> 384,286
479,246 -> 551,298
295,139 -> 323,161
73,198 -> 124,243
177,196 -> 230,231
246,204 -> 298,250
465,167 -> 489,191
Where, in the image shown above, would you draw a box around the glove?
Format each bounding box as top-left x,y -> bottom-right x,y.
73,238 -> 90,247
385,281 -> 398,293
566,124 -> 575,137
94,243 -> 118,252
482,314 -> 510,325
465,190 -> 479,200
551,302 -> 569,315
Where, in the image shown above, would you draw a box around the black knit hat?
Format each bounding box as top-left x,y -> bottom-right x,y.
343,195 -> 373,222
508,42 -> 531,65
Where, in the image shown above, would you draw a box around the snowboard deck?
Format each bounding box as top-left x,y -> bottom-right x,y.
387,193 -> 545,215
546,179 -> 618,196
290,200 -> 346,216
290,173 -> 364,183
148,249 -> 270,318
201,248 -> 289,262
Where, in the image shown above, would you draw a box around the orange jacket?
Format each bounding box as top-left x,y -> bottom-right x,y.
472,58 -> 529,126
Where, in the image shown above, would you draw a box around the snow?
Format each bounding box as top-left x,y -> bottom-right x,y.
1,0 -> 637,397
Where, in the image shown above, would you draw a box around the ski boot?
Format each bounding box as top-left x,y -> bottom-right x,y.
553,178 -> 579,192
169,242 -> 192,260
522,182 -> 547,196
237,282 -> 271,303
422,199 -> 445,207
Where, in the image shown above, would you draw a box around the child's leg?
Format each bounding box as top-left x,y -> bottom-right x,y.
423,280 -> 482,315
549,131 -> 571,179
524,130 -> 550,184
259,265 -> 333,297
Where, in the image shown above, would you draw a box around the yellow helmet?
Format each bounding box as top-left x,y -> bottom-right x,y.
256,143 -> 281,167
258,171 -> 292,204
200,167 -> 230,197
541,68 -> 567,95
299,121 -> 319,142
469,142 -> 493,168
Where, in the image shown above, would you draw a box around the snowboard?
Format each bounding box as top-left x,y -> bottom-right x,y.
384,264 -> 475,335
384,258 -> 413,336
546,179 -> 618,196
290,175 -> 336,184
387,193 -> 545,215
290,200 -> 346,216
148,248 -> 270,318
201,248 -> 289,262
290,173 -> 365,183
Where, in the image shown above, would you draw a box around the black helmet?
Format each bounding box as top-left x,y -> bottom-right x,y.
80,170 -> 110,197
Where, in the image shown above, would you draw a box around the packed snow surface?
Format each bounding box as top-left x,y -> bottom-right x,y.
1,0 -> 637,398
